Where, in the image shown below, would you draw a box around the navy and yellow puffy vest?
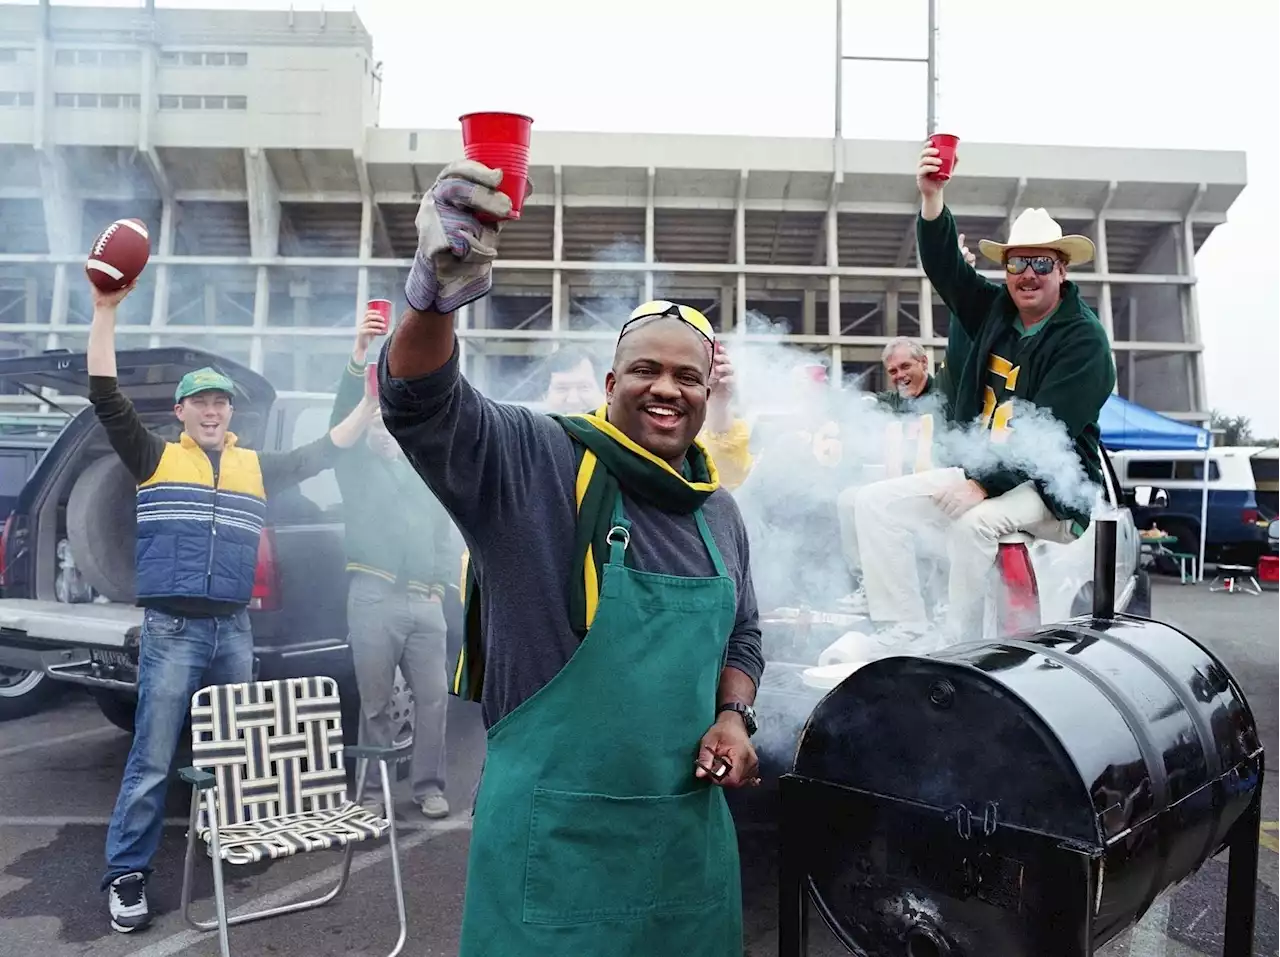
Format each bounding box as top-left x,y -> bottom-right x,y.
135,433 -> 266,605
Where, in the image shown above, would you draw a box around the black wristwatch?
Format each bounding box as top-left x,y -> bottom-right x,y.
717,701 -> 758,737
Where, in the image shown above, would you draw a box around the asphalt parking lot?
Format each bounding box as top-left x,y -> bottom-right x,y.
0,576 -> 1275,957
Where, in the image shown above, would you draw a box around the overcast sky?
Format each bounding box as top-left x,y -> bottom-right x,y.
52,0 -> 1280,436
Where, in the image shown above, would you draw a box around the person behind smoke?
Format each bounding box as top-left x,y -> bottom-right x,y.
850,143 -> 1116,646
539,344 -> 605,413
381,159 -> 764,957
86,279 -> 376,935
331,308 -> 460,822
875,336 -> 936,412
721,360 -> 852,612
836,335 -> 941,615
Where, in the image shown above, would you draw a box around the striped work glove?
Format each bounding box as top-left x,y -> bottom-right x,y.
404,160 -> 515,315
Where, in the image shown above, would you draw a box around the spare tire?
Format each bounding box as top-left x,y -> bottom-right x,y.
66,455 -> 137,603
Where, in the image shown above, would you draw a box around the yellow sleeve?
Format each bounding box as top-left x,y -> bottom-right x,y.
701,418 -> 754,491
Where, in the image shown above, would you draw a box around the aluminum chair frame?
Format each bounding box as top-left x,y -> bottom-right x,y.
176,680 -> 407,957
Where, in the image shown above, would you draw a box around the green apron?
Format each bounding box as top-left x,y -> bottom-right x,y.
458,498 -> 743,957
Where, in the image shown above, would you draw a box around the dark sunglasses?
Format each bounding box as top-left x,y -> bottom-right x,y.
1005,255 -> 1060,276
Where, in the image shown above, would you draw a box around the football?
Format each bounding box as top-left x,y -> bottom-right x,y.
86,218 -> 150,292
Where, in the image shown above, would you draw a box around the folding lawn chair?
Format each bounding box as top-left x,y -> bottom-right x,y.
177,676 -> 407,957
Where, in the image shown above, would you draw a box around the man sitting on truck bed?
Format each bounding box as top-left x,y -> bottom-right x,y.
85,277 -> 378,936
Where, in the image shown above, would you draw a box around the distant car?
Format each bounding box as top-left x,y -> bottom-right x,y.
0,348 -> 461,738
1113,447 -> 1275,568
0,422 -> 64,714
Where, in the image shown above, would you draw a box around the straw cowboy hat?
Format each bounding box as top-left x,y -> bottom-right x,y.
978,207 -> 1095,267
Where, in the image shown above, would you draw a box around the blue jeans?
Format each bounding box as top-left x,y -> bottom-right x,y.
101,607 -> 254,889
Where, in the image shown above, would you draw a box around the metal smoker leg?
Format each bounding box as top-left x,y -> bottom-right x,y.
778,781 -> 809,957
1222,786 -> 1262,957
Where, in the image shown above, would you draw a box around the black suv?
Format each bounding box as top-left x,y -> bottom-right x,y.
0,347 -> 460,737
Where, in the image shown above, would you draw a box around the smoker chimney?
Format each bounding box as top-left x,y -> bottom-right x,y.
1092,516 -> 1117,620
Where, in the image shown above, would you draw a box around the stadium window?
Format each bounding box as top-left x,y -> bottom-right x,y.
100,93 -> 119,108
159,51 -> 179,66
228,52 -> 248,66
54,50 -> 76,66
54,93 -> 75,107
75,93 -> 98,108
181,52 -> 203,66
159,94 -> 179,110
181,95 -> 202,109
124,93 -> 140,109
203,96 -> 225,110
0,50 -> 17,63
76,50 -> 97,65
18,91 -> 33,106
205,52 -> 226,66
226,95 -> 247,110
0,92 -> 15,106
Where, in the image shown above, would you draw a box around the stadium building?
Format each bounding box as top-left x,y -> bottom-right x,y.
0,2 -> 1247,418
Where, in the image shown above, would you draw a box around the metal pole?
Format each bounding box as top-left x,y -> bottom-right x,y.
926,0 -> 937,135
834,0 -> 843,168
1198,435 -> 1212,583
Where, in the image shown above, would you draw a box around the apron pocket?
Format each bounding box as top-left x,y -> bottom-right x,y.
523,785 -> 732,925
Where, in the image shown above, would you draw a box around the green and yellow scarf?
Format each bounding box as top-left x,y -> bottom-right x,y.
451,408 -> 720,702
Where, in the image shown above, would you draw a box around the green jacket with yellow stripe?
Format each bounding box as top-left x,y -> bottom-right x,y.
331,358 -> 457,596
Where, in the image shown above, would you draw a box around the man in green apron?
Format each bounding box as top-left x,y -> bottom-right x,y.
378,161 -> 765,956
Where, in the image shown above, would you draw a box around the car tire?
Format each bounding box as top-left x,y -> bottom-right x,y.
66,455 -> 138,603
93,691 -> 137,734
0,667 -> 60,721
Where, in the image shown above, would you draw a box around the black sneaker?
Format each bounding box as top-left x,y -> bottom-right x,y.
108,871 -> 151,933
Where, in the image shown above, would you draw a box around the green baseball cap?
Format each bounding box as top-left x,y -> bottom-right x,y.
175,366 -> 236,402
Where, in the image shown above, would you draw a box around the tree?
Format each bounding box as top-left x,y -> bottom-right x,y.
1208,411 -> 1278,447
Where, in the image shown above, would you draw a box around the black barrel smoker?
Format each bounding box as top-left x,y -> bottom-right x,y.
778,520 -> 1265,957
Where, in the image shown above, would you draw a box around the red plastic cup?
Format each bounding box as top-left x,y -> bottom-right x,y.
367,298 -> 392,335
365,361 -> 379,399
928,133 -> 959,181
459,111 -> 533,221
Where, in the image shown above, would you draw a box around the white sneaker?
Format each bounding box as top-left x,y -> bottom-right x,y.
836,587 -> 870,615
420,793 -> 450,819
869,621 -> 937,653
108,872 -> 151,933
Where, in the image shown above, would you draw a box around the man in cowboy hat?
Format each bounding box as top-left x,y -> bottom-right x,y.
848,142 -> 1115,646
377,160 -> 764,957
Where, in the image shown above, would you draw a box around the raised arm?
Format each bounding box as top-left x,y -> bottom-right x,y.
86,277 -> 166,483
914,144 -> 1002,339
378,161 -> 566,535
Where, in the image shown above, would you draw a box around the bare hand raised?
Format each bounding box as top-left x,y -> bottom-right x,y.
916,144 -> 946,199
355,309 -> 389,357
86,271 -> 137,313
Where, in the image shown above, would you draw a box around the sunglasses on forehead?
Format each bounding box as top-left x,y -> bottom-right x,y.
1005,255 -> 1061,276
619,300 -> 716,347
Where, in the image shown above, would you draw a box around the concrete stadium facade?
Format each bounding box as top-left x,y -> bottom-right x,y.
0,3 -> 1246,417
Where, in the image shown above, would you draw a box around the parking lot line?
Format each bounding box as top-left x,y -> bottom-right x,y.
0,725 -> 122,760
126,816 -> 471,957
0,815 -> 187,827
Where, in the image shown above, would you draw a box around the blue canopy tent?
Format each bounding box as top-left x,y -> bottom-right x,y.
1099,395 -> 1212,580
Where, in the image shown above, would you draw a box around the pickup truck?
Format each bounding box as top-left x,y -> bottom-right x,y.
0,347 -> 460,742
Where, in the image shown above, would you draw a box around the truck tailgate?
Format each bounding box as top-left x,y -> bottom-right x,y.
0,600 -> 142,648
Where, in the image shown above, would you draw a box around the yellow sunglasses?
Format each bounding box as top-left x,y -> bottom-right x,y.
619,300 -> 716,347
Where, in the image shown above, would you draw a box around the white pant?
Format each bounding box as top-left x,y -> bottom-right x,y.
850,467 -> 1076,631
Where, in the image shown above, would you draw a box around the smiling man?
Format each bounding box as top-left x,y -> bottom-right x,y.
876,336 -> 936,412
849,144 -> 1115,646
85,278 -> 376,935
378,160 -> 764,957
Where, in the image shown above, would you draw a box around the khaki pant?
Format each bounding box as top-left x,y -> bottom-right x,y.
347,573 -> 449,803
850,467 -> 1077,631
